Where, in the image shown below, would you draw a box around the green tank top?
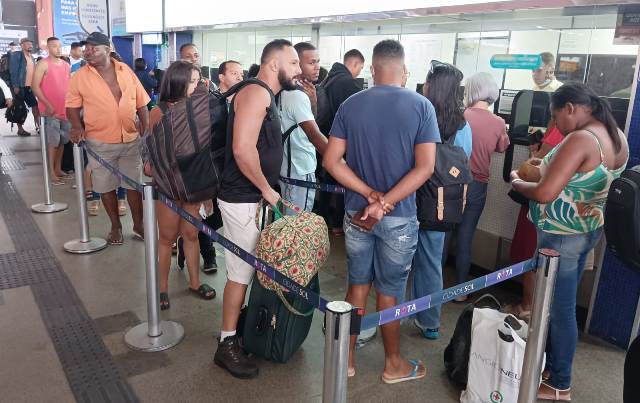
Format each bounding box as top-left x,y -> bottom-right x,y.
529,130 -> 627,235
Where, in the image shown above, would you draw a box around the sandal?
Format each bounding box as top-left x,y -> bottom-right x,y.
381,359 -> 426,384
133,229 -> 144,241
537,382 -> 571,401
348,367 -> 356,378
108,229 -> 124,245
507,304 -> 532,322
160,292 -> 170,310
189,284 -> 216,300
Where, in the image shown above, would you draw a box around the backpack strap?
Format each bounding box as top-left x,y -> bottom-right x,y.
462,184 -> 468,213
286,124 -> 298,177
185,97 -> 201,153
224,78 -> 276,102
276,89 -> 301,177
437,187 -> 444,221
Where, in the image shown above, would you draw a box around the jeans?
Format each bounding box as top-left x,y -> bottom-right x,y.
279,172 -> 316,215
344,212 -> 418,300
412,230 -> 446,329
530,227 -> 603,390
443,180 -> 488,284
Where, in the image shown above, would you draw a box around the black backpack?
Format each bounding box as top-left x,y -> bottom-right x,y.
604,165 -> 640,272
443,294 -> 501,386
5,98 -> 27,126
417,131 -> 473,231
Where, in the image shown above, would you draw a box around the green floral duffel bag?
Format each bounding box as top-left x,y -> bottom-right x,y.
255,198 -> 330,315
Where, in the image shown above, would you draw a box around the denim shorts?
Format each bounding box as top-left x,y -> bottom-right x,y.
344,212 -> 419,300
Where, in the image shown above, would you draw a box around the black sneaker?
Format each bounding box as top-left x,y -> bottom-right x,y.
176,237 -> 185,270
214,335 -> 258,379
202,260 -> 218,274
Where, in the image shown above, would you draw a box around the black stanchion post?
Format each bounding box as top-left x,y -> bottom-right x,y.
31,116 -> 68,213
323,301 -> 352,403
124,183 -> 184,352
63,143 -> 107,253
518,249 -> 560,403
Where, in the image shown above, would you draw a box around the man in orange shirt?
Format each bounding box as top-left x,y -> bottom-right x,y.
66,32 -> 150,245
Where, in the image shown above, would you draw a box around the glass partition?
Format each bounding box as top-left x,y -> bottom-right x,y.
194,5 -> 638,98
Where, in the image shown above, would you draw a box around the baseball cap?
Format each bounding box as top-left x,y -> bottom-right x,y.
80,32 -> 110,47
19,38 -> 33,44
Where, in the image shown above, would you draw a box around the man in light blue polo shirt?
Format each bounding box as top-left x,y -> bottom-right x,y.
277,42 -> 328,213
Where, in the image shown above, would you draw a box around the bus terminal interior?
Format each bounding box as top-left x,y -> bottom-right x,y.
1,1 -> 640,402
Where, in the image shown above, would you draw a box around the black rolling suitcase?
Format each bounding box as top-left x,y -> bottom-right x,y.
239,274 -> 319,363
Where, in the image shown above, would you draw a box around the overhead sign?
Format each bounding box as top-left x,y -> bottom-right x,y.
490,54 -> 542,70
53,0 -> 109,47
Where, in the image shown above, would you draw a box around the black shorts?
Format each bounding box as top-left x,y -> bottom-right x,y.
17,87 -> 38,108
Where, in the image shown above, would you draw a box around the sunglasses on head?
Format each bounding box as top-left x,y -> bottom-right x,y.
428,60 -> 463,81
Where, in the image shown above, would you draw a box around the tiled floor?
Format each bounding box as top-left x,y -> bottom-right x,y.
0,117 -> 627,402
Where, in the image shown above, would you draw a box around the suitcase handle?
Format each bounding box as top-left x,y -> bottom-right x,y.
255,306 -> 270,335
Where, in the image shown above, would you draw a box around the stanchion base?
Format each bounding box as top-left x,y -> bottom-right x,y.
63,238 -> 108,254
31,202 -> 68,214
124,321 -> 184,352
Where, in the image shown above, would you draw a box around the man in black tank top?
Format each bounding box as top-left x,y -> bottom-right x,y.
214,39 -> 301,379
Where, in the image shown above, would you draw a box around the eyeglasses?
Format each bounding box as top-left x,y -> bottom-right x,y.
428,60 -> 463,81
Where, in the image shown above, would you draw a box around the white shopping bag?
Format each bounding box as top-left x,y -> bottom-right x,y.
460,308 -> 543,403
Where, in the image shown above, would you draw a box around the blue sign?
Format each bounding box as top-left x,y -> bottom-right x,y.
53,0 -> 109,47
490,54 -> 542,70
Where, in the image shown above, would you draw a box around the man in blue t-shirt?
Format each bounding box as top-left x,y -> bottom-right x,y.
277,42 -> 328,213
323,39 -> 440,384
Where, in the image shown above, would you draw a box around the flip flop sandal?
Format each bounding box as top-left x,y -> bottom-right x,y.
189,284 -> 216,300
132,230 -> 144,241
51,179 -> 65,186
348,368 -> 356,377
108,229 -> 124,245
537,382 -> 571,401
160,292 -> 170,310
381,359 -> 426,384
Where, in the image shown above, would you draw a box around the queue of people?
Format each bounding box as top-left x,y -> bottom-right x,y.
17,30 -> 627,400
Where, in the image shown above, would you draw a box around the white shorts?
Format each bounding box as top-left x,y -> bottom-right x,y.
218,199 -> 260,285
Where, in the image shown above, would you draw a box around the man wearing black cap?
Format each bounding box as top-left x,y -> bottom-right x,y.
69,42 -> 83,74
9,37 -> 39,136
66,32 -> 150,245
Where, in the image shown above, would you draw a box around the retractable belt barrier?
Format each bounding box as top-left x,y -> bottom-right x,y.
360,261 -> 530,331
84,143 -> 533,332
83,143 -> 328,313
279,176 -> 345,194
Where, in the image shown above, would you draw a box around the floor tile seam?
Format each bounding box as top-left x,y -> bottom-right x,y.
0,171 -> 140,403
